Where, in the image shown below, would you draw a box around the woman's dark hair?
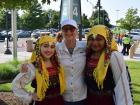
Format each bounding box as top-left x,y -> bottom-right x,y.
50,50 -> 60,69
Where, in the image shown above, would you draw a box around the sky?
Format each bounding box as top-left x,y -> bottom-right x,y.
39,0 -> 140,25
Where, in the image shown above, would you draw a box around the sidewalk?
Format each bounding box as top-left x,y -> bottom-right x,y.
0,44 -> 140,64
118,44 -> 140,61
0,51 -> 32,63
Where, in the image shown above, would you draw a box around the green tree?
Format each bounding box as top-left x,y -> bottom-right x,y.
0,9 -> 22,30
0,0 -> 58,30
117,8 -> 140,32
50,11 -> 59,29
20,1 -> 45,30
45,9 -> 60,29
89,9 -> 111,27
82,13 -> 90,28
0,0 -> 56,9
0,9 -> 11,30
0,10 -> 6,30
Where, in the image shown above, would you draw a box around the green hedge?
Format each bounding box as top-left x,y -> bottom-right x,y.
0,60 -> 20,81
0,83 -> 34,92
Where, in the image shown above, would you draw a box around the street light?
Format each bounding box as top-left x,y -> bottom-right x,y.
95,0 -> 102,24
116,10 -> 120,26
4,10 -> 12,55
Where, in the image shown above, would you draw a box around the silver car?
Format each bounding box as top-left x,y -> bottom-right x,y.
128,32 -> 140,41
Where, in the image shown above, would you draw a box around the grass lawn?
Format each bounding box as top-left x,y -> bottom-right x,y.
0,61 -> 140,105
0,83 -> 34,92
0,83 -> 12,92
126,61 -> 140,105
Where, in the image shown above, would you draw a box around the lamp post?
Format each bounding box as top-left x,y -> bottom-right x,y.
116,9 -> 120,26
87,0 -> 97,26
4,10 -> 12,55
95,0 -> 102,24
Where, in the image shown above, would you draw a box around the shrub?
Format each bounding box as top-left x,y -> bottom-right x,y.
8,60 -> 20,68
0,60 -> 20,81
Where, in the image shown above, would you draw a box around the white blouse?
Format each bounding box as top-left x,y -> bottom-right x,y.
110,51 -> 133,105
12,64 -> 36,104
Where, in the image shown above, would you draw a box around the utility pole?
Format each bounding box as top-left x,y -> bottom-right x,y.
116,9 -> 120,26
95,0 -> 102,24
12,9 -> 17,60
87,0 -> 94,25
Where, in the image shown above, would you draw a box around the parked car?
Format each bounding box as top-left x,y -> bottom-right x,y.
131,29 -> 140,33
48,28 -> 58,37
0,30 -> 10,41
17,30 -> 31,38
81,31 -> 86,38
8,30 -> 21,41
84,28 -> 90,34
0,32 -> 5,42
128,32 -> 140,41
31,31 -> 41,39
31,29 -> 51,39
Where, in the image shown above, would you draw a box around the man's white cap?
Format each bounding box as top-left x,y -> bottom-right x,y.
61,19 -> 78,29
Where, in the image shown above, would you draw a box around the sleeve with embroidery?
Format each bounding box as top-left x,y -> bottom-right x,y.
12,64 -> 36,104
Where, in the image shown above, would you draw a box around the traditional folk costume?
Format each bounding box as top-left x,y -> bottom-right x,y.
85,25 -> 133,105
12,36 -> 66,105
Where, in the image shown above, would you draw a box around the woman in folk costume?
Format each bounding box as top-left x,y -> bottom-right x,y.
85,25 -> 133,105
12,35 -> 65,105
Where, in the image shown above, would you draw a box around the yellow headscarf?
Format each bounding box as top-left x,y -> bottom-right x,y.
30,35 -> 65,101
87,25 -> 118,89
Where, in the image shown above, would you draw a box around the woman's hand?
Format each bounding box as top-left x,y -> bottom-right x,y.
20,63 -> 28,73
30,93 -> 40,101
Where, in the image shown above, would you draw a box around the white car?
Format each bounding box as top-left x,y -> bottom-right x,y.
128,32 -> 140,41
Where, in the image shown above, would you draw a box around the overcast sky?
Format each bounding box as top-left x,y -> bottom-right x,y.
38,0 -> 140,25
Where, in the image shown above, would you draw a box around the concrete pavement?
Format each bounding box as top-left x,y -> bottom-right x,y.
118,44 -> 140,61
0,51 -> 32,63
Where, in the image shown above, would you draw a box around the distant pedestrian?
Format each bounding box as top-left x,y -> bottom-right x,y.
117,34 -> 123,46
117,34 -> 121,45
121,35 -> 131,55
